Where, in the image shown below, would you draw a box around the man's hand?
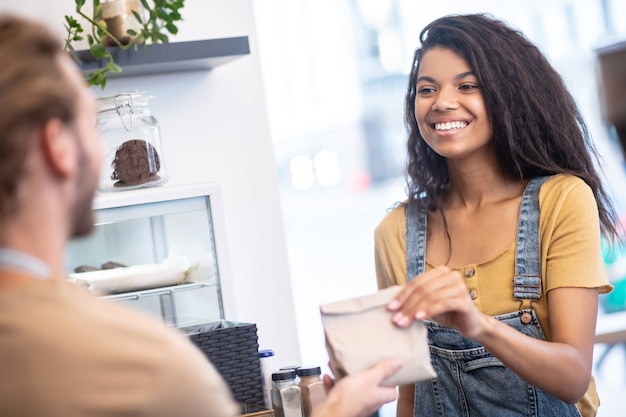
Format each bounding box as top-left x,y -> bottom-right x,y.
312,358 -> 402,417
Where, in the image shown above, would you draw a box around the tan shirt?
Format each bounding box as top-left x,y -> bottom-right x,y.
0,277 -> 239,417
374,174 -> 610,417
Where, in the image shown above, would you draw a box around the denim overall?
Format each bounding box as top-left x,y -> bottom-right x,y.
406,177 -> 582,417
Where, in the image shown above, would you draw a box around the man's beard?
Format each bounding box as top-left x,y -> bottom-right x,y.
69,142 -> 98,238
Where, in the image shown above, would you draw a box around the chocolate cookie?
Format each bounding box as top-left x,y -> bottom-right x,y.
101,261 -> 127,270
74,265 -> 100,273
111,139 -> 161,187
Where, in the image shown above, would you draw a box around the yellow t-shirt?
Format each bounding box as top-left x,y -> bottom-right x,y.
374,174 -> 610,417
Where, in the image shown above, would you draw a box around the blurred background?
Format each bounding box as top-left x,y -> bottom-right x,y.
252,1 -> 626,416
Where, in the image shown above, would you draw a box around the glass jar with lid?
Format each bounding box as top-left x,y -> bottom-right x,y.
297,366 -> 326,417
271,370 -> 303,417
96,91 -> 169,192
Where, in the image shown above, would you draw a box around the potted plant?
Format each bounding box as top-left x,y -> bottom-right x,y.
64,0 -> 185,89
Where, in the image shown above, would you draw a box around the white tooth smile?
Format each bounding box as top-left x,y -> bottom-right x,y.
434,121 -> 468,131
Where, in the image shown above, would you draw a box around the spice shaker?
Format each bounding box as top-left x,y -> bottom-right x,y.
271,370 -> 304,417
279,365 -> 302,384
297,366 -> 326,417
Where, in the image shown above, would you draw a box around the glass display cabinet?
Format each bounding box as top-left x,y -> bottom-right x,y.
65,182 -> 235,328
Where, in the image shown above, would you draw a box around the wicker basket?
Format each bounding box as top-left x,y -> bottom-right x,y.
181,320 -> 265,411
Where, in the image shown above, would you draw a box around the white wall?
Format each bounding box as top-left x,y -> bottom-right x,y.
0,0 -> 302,366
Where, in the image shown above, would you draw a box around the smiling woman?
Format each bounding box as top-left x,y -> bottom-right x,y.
414,47 -> 493,161
375,13 -> 619,417
252,2 -> 626,416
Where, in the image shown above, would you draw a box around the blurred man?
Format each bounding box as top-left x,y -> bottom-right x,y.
0,13 -> 401,417
0,13 -> 240,417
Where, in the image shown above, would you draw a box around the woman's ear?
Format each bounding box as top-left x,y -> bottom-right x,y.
40,118 -> 77,178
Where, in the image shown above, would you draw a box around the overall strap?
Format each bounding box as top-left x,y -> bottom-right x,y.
405,175 -> 552,293
406,201 -> 428,282
513,176 -> 551,301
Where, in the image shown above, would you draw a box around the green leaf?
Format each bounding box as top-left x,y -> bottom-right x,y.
93,73 -> 107,89
94,4 -> 102,20
131,10 -> 143,24
89,43 -> 108,59
126,29 -> 137,36
165,23 -> 178,35
87,34 -> 94,46
87,70 -> 105,86
75,0 -> 86,9
107,62 -> 122,73
156,8 -> 170,21
73,35 -> 84,42
86,69 -> 100,80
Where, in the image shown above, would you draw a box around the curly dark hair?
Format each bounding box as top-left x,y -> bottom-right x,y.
404,13 -> 618,239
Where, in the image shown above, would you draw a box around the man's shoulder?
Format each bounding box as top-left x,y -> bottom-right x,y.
0,278 -> 235,417
0,278 -> 198,359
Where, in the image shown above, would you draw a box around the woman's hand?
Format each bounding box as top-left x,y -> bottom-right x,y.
386,265 -> 599,403
386,265 -> 488,338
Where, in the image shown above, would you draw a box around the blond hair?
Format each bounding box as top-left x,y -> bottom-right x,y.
0,14 -> 79,219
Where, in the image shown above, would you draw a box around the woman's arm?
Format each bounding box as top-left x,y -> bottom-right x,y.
388,266 -> 598,403
474,286 -> 597,402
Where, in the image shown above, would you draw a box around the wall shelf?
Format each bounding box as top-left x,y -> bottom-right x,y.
74,37 -> 250,78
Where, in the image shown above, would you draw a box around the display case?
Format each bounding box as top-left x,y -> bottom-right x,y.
65,182 -> 236,327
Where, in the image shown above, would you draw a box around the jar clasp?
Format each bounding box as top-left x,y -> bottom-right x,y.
114,93 -> 134,131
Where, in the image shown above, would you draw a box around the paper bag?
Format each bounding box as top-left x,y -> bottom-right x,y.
320,286 -> 436,386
